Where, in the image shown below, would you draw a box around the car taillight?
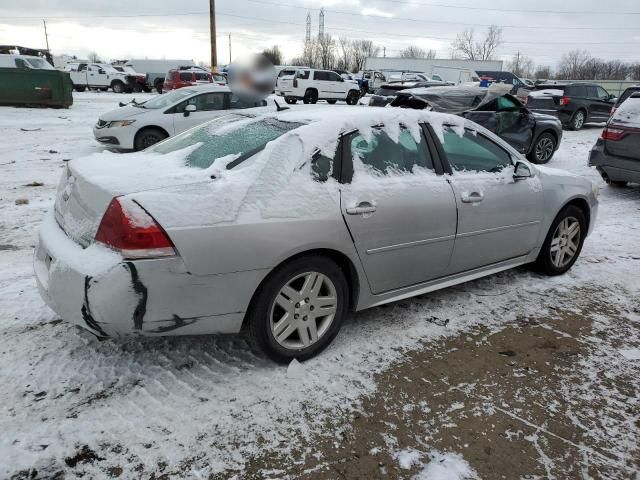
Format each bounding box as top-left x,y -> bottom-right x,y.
95,197 -> 176,259
559,96 -> 570,106
601,126 -> 626,141
293,78 -> 298,88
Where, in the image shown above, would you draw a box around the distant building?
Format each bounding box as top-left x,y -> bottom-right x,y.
364,57 -> 503,75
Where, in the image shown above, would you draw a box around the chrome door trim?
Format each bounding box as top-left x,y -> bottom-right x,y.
366,234 -> 456,255
456,220 -> 541,239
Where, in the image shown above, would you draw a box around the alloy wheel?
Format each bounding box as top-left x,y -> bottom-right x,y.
535,137 -> 555,162
269,271 -> 338,350
549,216 -> 581,268
573,111 -> 585,130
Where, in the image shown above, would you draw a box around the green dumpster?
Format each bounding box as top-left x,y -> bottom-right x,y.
0,68 -> 73,108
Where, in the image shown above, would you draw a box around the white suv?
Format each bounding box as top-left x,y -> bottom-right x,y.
276,69 -> 360,105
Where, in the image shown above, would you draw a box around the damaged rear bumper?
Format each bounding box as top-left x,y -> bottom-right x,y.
34,211 -> 268,337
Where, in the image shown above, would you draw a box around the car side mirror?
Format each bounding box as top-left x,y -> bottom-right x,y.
608,95 -> 617,103
514,161 -> 532,180
184,104 -> 196,116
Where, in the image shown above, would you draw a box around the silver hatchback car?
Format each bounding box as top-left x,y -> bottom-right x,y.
35,107 -> 598,362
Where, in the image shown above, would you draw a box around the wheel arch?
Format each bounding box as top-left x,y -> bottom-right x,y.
133,126 -> 170,150
561,196 -> 591,232
242,248 -> 361,332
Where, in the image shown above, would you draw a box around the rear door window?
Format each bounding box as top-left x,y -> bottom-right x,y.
14,58 -> 28,68
179,72 -> 192,82
195,72 -> 210,81
192,93 -> 225,111
441,128 -> 512,173
228,94 -> 267,109
296,70 -> 310,79
349,128 -> 433,175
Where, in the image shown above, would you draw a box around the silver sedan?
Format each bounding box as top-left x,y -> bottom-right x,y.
34,107 -> 599,362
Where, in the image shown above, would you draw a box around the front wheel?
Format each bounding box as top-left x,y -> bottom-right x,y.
534,205 -> 586,275
527,132 -> 556,164
134,127 -> 168,151
284,97 -> 297,104
245,256 -> 349,363
346,90 -> 359,105
111,81 -> 125,94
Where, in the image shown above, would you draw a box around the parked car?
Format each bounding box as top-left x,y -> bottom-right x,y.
0,53 -> 55,70
276,68 -> 360,105
122,59 -> 197,93
610,85 -> 640,117
65,62 -> 137,93
589,92 -> 640,187
526,83 -> 616,130
36,107 -> 598,362
368,80 -> 450,107
163,66 -> 213,92
93,84 -> 270,150
112,65 -> 149,92
389,86 -> 563,163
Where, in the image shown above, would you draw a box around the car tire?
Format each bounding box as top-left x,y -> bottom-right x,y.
244,255 -> 349,363
527,132 -> 556,164
155,82 -> 163,94
73,85 -> 86,92
284,97 -> 297,104
346,90 -> 359,105
134,127 -> 168,151
327,99 -> 337,104
303,89 -> 318,104
534,205 -> 587,276
111,81 -> 125,94
568,110 -> 586,131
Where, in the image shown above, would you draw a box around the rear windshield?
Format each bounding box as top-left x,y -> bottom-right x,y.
25,57 -> 54,70
152,116 -> 304,169
617,88 -> 640,106
611,98 -> 640,128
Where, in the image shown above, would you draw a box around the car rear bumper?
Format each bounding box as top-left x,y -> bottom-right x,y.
34,211 -> 267,337
589,141 -> 640,184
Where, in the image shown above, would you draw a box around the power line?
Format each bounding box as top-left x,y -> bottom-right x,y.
244,0 -> 640,31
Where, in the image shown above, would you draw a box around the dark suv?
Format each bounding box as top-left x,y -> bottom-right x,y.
526,83 -> 616,130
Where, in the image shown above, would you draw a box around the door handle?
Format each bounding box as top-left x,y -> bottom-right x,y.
461,191 -> 484,203
346,201 -> 377,215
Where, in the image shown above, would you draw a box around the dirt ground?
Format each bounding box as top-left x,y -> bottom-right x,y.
235,288 -> 640,479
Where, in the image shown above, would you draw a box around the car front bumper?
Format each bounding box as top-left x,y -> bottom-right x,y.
93,124 -> 135,150
34,211 -> 267,337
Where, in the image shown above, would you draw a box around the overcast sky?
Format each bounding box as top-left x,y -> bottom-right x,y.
1,0 -> 639,69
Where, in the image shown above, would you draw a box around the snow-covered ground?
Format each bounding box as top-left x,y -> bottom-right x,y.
0,92 -> 638,478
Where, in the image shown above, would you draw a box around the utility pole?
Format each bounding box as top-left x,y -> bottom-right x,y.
209,0 -> 217,69
383,46 -> 386,58
228,34 -> 231,64
42,20 -> 50,51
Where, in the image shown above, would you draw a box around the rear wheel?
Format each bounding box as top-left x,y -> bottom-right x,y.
568,110 -> 585,131
245,256 -> 349,363
534,205 -> 586,275
527,132 -> 556,164
73,84 -> 86,92
134,127 -> 168,151
303,89 -> 318,104
155,81 -> 163,94
346,90 -> 359,105
284,97 -> 297,104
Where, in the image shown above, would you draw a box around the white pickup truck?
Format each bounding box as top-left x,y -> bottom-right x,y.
64,63 -> 137,93
276,68 -> 361,105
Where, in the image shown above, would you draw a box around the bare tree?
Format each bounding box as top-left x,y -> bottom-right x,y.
337,37 -> 353,71
301,39 -> 318,68
507,51 -> 535,78
317,33 -> 336,70
556,49 -> 592,79
451,25 -> 502,61
534,65 -> 551,80
351,40 -> 380,72
88,52 -> 102,63
262,45 -> 283,66
399,45 -> 436,59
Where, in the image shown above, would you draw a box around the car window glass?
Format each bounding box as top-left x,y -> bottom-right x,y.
311,152 -> 335,182
585,86 -> 598,98
329,72 -> 341,81
296,70 -> 310,79
596,86 -> 609,100
496,96 -> 518,111
229,94 -> 266,109
314,71 -> 327,81
179,72 -> 192,81
195,72 -> 210,81
350,128 -> 433,175
442,128 -> 512,173
188,93 -> 224,111
14,58 -> 28,68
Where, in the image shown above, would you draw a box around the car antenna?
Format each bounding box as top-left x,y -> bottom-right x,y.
273,99 -> 289,112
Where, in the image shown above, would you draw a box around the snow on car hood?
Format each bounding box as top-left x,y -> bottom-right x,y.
98,105 -> 152,121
